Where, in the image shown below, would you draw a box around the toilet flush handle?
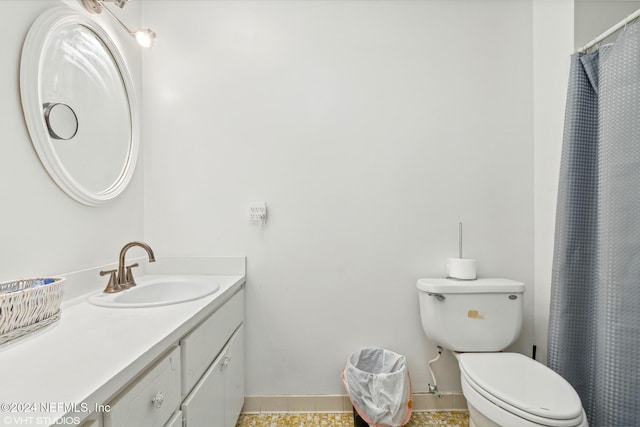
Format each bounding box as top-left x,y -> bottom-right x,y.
427,292 -> 445,302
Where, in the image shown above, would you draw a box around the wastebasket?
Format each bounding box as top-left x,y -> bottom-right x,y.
342,348 -> 412,427
353,406 -> 368,427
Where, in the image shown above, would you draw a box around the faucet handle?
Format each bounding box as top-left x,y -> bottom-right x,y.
125,263 -> 140,287
100,269 -> 122,293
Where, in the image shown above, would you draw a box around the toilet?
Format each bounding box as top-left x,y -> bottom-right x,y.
416,278 -> 588,427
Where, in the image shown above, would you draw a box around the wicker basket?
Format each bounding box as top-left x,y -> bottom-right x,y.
0,277 -> 64,345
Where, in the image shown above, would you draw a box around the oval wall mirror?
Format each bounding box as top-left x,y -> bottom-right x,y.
20,7 -> 139,206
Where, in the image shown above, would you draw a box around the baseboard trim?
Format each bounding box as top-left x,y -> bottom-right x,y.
241,393 -> 467,414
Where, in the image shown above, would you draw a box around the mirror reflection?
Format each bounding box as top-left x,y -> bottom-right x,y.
40,24 -> 131,194
44,103 -> 78,140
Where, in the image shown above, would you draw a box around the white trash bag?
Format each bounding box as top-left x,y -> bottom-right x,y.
342,348 -> 412,427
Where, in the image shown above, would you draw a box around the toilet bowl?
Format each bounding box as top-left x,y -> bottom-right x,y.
416,278 -> 588,427
456,352 -> 587,427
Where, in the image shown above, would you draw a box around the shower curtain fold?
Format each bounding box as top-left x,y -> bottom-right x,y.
548,23 -> 640,427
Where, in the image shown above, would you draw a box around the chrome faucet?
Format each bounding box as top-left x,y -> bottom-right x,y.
100,241 -> 156,293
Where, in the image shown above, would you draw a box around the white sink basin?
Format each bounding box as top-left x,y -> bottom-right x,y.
89,275 -> 221,308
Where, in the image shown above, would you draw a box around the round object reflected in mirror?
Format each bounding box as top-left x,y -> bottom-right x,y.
43,103 -> 78,140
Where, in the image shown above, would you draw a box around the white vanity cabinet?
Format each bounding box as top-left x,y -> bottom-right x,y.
182,325 -> 244,427
180,288 -> 244,427
180,289 -> 244,397
80,413 -> 103,427
100,288 -> 244,427
223,325 -> 245,427
164,411 -> 183,427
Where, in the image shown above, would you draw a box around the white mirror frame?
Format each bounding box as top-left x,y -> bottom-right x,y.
20,7 -> 139,206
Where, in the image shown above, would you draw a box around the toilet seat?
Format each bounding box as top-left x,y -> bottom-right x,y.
458,352 -> 585,427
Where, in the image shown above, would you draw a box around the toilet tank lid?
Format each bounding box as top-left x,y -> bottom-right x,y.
416,278 -> 524,293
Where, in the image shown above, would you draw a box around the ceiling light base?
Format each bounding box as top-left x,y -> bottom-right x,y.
82,0 -> 103,15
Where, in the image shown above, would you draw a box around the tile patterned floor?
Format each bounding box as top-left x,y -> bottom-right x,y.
236,411 -> 469,427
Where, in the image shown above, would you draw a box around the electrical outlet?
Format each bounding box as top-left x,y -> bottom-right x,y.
249,202 -> 267,225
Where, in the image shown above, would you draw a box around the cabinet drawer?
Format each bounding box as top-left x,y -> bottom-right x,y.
181,289 -> 244,396
104,347 -> 181,427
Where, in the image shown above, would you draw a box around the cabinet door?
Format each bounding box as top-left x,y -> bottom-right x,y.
224,325 -> 245,427
80,412 -> 102,427
164,411 -> 182,427
181,290 -> 244,397
182,351 -> 225,426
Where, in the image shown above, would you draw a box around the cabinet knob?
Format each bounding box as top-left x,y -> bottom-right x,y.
152,391 -> 164,408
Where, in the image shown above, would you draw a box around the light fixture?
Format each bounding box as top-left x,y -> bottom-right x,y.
82,0 -> 156,48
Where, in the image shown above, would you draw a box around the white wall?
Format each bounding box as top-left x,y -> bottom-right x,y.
0,1 -> 144,284
575,0 -> 640,49
532,0 -> 574,365
8,0 -> 633,403
0,0 -> 585,401
143,0 -> 534,395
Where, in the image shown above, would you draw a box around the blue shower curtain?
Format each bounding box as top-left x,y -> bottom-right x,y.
548,21 -> 640,427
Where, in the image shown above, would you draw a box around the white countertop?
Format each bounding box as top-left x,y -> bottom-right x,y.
0,273 -> 245,426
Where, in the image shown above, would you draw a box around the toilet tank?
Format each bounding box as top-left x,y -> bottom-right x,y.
416,278 -> 525,352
